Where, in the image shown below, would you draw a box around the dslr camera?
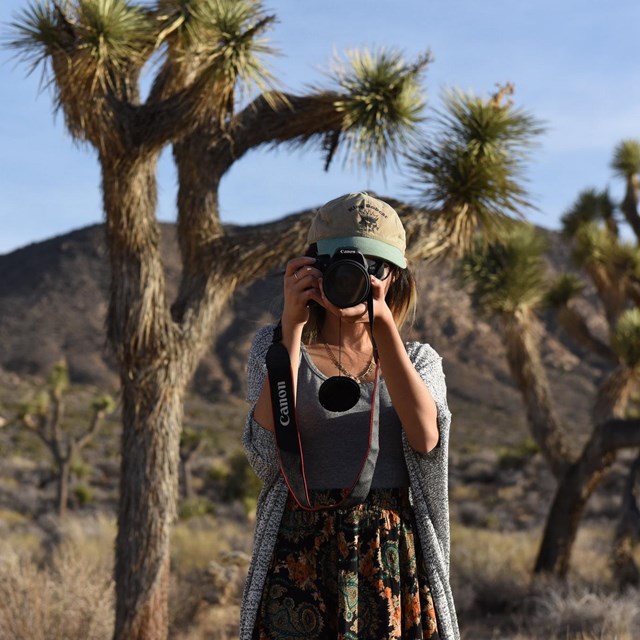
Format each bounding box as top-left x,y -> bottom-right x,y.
315,247 -> 389,308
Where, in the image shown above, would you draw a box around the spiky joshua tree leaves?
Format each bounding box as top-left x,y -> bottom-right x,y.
9,2 -> 430,638
612,139 -> 640,238
407,83 -> 544,260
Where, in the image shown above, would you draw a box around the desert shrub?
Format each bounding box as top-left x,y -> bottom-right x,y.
70,458 -> 93,480
208,464 -> 229,483
524,581 -> 640,639
223,450 -> 261,504
0,547 -> 113,640
170,550 -> 249,640
451,523 -> 537,617
450,523 -> 640,638
171,513 -> 251,573
179,497 -> 215,520
497,437 -> 539,470
73,483 -> 94,507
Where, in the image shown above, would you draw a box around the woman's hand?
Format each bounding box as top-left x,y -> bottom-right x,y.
282,256 -> 323,329
253,256 -> 322,433
368,274 -> 395,325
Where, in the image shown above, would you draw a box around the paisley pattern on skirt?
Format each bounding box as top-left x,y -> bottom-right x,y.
253,488 -> 440,639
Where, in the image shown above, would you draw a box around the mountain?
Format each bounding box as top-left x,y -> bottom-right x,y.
0,215 -> 609,445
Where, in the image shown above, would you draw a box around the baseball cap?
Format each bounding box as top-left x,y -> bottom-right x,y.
307,192 -> 407,268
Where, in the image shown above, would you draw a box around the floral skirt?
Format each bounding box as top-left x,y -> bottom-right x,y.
253,487 -> 440,639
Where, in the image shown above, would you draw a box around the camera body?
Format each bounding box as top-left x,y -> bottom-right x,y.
314,247 -> 372,309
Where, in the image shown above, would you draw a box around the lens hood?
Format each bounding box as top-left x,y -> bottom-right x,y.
316,247 -> 370,308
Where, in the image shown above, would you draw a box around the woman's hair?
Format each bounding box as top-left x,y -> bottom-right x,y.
302,244 -> 417,344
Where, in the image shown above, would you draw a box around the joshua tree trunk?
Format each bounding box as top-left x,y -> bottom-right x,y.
534,424 -> 614,576
103,153 -> 183,640
501,311 -> 572,477
535,418 -> 640,576
57,456 -> 71,518
611,451 -> 640,589
114,374 -> 183,640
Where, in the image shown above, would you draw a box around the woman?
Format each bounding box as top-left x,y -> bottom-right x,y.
241,193 -> 459,640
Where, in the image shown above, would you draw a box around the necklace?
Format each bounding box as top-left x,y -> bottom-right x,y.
320,338 -> 375,383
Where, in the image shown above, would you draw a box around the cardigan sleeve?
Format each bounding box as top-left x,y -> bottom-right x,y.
404,341 -> 452,564
242,325 -> 281,485
406,341 -> 451,433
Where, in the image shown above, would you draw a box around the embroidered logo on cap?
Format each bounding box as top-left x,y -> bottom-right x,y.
358,212 -> 379,233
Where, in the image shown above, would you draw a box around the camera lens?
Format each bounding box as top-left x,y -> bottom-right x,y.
323,261 -> 370,308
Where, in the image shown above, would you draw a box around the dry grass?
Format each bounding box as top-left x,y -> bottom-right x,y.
451,523 -> 640,639
0,545 -> 114,640
0,511 -> 251,640
526,581 -> 640,639
171,511 -> 250,573
1,512 -> 639,640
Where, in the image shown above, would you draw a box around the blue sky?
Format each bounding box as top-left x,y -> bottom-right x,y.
1,0 -> 639,255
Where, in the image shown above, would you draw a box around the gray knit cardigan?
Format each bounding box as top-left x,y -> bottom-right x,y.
240,325 -> 460,640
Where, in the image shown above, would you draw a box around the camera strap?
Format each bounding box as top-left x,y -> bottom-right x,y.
266,307 -> 380,511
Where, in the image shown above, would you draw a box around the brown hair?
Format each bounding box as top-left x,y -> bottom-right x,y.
301,245 -> 417,345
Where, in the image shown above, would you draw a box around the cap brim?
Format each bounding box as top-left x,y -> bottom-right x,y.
316,236 -> 407,269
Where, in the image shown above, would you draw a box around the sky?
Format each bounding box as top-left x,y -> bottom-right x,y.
1,0 -> 639,255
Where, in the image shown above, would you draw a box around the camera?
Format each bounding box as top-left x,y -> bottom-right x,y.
315,247 -> 387,308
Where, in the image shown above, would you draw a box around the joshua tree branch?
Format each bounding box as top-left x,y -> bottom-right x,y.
48,394 -> 65,463
603,419 -> 640,451
21,414 -> 53,450
227,91 -> 343,160
557,304 -> 616,363
75,409 -> 105,451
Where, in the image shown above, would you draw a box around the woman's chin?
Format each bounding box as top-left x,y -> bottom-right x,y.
332,305 -> 368,321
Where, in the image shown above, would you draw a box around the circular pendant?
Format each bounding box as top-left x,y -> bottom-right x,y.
318,376 -> 360,412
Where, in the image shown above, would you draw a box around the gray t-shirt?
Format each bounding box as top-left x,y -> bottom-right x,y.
296,344 -> 410,489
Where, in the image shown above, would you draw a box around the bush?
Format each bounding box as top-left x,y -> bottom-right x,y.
497,438 -> 539,470
223,451 -> 261,504
0,547 -> 114,640
179,497 -> 215,520
73,484 -> 94,507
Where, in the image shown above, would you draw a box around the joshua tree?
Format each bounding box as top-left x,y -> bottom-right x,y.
568,221 -> 640,330
452,137 -> 640,579
532,161 -> 640,577
456,225 -> 573,476
612,140 -> 640,238
456,220 -> 640,578
9,2 -> 432,637
18,360 -> 115,517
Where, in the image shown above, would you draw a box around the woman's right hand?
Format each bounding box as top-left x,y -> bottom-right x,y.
282,256 -> 323,328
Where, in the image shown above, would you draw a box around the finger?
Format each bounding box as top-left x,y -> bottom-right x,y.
288,271 -> 321,297
369,275 -> 386,296
297,265 -> 322,280
285,256 -> 316,277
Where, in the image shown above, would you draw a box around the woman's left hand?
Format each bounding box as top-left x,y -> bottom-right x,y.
369,274 -> 395,325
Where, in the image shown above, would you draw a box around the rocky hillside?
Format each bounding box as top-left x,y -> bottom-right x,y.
0,210 -> 611,448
